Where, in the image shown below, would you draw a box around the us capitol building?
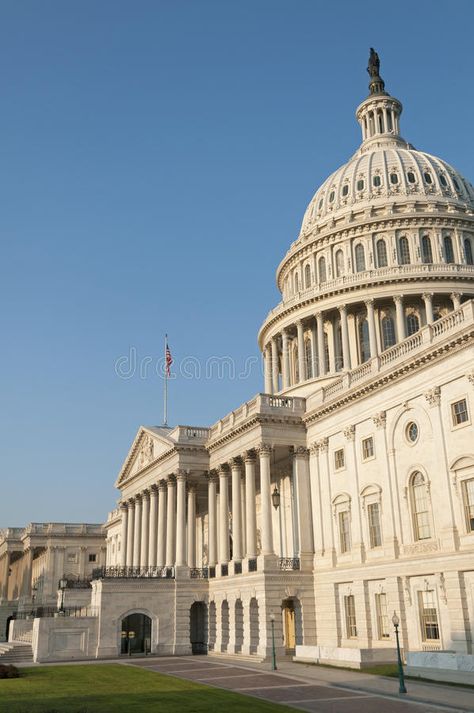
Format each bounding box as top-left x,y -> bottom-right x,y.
2,51 -> 474,679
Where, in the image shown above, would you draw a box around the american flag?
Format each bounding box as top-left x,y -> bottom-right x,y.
165,336 -> 173,377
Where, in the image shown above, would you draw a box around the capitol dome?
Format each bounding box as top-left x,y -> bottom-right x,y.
258,50 -> 474,397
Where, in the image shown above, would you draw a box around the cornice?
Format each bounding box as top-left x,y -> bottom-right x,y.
206,413 -> 304,453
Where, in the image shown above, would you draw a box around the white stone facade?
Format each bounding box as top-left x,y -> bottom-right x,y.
6,54 -> 474,670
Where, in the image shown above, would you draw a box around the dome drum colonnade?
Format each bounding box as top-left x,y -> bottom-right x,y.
259,56 -> 474,394
117,445 -> 310,574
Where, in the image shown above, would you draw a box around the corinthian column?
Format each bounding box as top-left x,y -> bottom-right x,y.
166,477 -> 176,567
423,292 -> 434,324
394,295 -> 405,340
338,305 -> 351,369
365,299 -> 378,357
282,330 -> 290,389
244,452 -> 257,559
207,473 -> 217,567
271,337 -> 279,394
126,499 -> 135,566
230,458 -> 243,562
218,467 -> 230,564
187,485 -> 196,568
175,471 -> 187,567
148,485 -> 158,566
157,480 -> 167,568
264,345 -> 273,394
316,312 -> 325,376
119,503 -> 128,566
140,490 -> 150,567
258,444 -> 274,555
297,320 -> 305,382
132,495 -> 142,567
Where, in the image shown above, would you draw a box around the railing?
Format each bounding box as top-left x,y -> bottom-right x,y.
279,557 -> 301,571
190,568 -> 209,579
209,393 -> 306,440
63,578 -> 92,589
92,566 -> 175,579
248,558 -> 258,572
16,605 -> 99,619
421,642 -> 442,652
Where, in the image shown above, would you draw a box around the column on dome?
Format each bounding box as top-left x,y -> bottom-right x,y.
264,344 -> 273,394
365,299 -> 378,357
244,451 -> 257,559
338,305 -> 351,370
187,485 -> 196,568
140,490 -> 150,567
271,336 -> 279,393
422,292 -> 434,324
326,318 -> 336,373
282,329 -> 291,389
258,444 -> 274,555
132,495 -> 142,567
394,295 -> 405,341
119,503 -> 128,566
207,472 -> 218,568
310,319 -> 318,379
296,320 -> 305,382
230,458 -> 243,563
316,312 -> 325,376
148,485 -> 158,566
157,480 -> 167,568
218,467 -> 230,565
165,477 -> 176,567
175,471 -> 187,567
126,499 -> 135,566
451,292 -> 462,310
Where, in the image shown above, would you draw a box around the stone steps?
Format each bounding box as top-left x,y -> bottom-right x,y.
0,642 -> 33,664
207,651 -> 266,664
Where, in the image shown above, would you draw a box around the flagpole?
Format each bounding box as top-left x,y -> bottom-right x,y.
163,334 -> 168,426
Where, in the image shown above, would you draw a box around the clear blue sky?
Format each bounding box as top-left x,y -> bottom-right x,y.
1,0 -> 473,525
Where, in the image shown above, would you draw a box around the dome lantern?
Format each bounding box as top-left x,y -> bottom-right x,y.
356,48 -> 403,145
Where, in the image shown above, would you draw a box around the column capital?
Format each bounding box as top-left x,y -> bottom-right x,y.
316,437 -> 329,453
365,298 -> 375,308
315,310 -> 323,320
393,294 -> 404,303
243,449 -> 256,463
291,445 -> 309,458
175,469 -> 187,482
450,291 -> 461,300
424,386 -> 441,407
133,493 -> 142,503
119,502 -> 128,511
422,292 -> 434,300
158,479 -> 167,491
230,456 -> 243,469
337,304 -> 347,314
257,443 -> 273,456
167,475 -> 176,486
141,489 -> 150,499
344,424 -> 356,441
372,410 -> 387,429
149,483 -> 158,494
217,464 -> 230,477
127,497 -> 136,507
205,470 -> 218,483
309,442 -> 319,455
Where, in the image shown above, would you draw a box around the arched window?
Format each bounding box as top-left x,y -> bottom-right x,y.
398,236 -> 410,265
406,313 -> 420,336
304,264 -> 311,288
381,316 -> 396,350
444,235 -> 455,263
294,272 -> 299,293
318,256 -> 327,283
421,235 -> 433,263
376,239 -> 388,267
465,238 -> 474,265
410,472 -> 432,540
323,331 -> 330,372
335,249 -> 344,277
305,338 -> 312,379
355,244 -> 366,272
335,323 -> 343,371
358,318 -> 370,363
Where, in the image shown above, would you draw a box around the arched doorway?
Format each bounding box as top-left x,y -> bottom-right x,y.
208,601 -> 216,652
190,602 -> 208,655
120,613 -> 151,656
221,600 -> 229,652
249,597 -> 259,654
234,600 -> 243,653
282,598 -> 302,654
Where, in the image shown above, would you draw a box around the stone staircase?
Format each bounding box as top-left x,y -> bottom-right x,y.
207,651 -> 265,664
0,642 -> 34,665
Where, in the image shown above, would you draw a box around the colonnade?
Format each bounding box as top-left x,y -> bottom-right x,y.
119,446 -> 313,572
263,291 -> 464,394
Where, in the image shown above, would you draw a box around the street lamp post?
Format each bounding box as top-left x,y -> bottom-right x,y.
58,578 -> 68,615
392,611 -> 407,695
270,613 -> 277,671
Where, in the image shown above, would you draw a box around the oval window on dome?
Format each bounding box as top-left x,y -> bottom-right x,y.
318,198 -> 324,210
424,172 -> 433,184
373,175 -> 381,187
407,171 -> 416,184
329,190 -> 335,203
390,173 -> 399,185
342,184 -> 349,197
439,174 -> 448,187
357,179 -> 364,191
453,177 -> 460,191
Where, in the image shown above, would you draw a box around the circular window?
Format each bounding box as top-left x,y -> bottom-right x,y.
406,422 -> 419,443
357,179 -> 364,191
390,173 -> 399,185
373,175 -> 381,187
424,172 -> 433,185
439,174 -> 447,187
329,190 -> 335,203
407,171 -> 416,184
342,184 -> 349,197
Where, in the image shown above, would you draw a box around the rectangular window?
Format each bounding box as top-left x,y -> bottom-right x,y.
88,553 -> 97,563
452,398 -> 469,426
462,478 -> 474,532
375,593 -> 390,639
67,553 -> 77,563
344,595 -> 357,638
334,448 -> 345,470
339,511 -> 351,553
367,502 -> 382,548
362,436 -> 374,460
418,590 -> 440,641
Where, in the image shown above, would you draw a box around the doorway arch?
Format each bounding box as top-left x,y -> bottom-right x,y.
190,602 -> 208,655
282,598 -> 302,654
120,612 -> 152,656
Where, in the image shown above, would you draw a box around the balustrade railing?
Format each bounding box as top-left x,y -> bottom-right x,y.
63,578 -> 92,589
278,557 -> 301,571
16,605 -> 99,619
190,568 -> 209,579
92,566 -> 174,579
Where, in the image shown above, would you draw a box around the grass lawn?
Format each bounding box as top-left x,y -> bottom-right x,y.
0,664 -> 293,713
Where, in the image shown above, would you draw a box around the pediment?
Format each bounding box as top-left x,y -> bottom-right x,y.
115,426 -> 175,488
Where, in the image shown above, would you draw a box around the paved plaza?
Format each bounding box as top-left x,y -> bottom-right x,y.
123,656 -> 474,713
